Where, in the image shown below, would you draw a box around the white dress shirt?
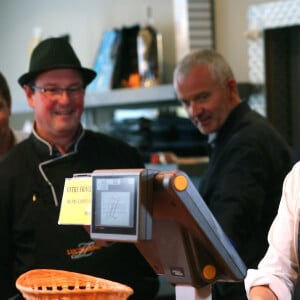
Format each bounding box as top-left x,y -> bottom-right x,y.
244,162 -> 300,300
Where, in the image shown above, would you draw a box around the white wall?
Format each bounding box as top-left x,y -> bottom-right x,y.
0,0 -> 175,111
0,0 -> 282,113
214,0 -> 283,81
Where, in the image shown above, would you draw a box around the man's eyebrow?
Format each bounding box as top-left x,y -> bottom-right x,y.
179,91 -> 210,102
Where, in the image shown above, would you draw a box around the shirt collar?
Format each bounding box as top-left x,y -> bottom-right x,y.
208,132 -> 217,145
31,122 -> 84,156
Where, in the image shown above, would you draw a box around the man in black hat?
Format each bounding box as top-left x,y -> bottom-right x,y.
0,37 -> 159,300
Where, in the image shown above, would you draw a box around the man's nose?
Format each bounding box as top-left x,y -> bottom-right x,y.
58,90 -> 72,103
188,101 -> 202,117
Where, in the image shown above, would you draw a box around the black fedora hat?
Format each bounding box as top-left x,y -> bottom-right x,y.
18,37 -> 96,87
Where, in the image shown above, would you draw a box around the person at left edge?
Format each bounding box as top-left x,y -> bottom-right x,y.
0,71 -> 28,157
0,37 -> 159,300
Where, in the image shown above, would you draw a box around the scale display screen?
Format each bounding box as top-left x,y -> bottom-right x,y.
92,175 -> 138,237
97,190 -> 132,227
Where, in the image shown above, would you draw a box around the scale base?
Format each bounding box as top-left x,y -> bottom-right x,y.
175,285 -> 211,300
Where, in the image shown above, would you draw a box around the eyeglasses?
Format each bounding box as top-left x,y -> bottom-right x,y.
31,85 -> 84,99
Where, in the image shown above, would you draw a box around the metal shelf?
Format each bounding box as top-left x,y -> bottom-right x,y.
85,84 -> 177,109
12,83 -> 255,114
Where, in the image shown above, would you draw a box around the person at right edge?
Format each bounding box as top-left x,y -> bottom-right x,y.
173,48 -> 293,300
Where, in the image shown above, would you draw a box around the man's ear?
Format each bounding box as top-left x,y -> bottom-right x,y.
226,77 -> 239,98
23,85 -> 35,108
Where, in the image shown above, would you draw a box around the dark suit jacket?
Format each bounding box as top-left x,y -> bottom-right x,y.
200,101 -> 293,300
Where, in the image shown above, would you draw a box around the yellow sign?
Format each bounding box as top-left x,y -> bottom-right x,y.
58,176 -> 92,225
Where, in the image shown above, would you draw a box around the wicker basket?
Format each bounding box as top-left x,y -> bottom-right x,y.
16,269 -> 134,300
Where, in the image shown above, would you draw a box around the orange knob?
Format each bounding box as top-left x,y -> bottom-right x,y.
202,264 -> 217,280
173,175 -> 188,191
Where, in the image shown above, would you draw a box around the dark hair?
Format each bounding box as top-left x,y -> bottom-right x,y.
0,72 -> 12,108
